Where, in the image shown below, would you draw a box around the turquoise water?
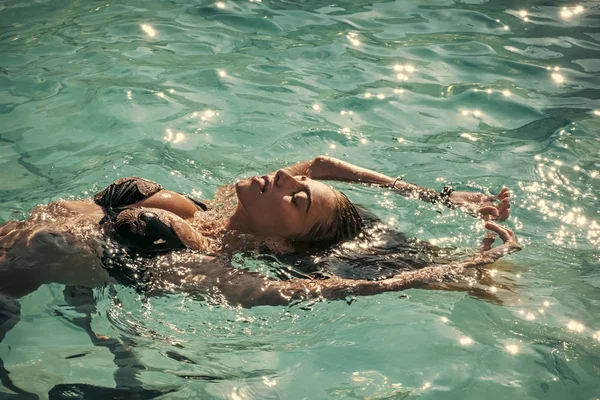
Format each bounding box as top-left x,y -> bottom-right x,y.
1,0 -> 600,398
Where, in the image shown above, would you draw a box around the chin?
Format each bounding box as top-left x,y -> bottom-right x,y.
234,180 -> 252,209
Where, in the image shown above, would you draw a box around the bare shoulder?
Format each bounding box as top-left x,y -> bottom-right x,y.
55,199 -> 104,216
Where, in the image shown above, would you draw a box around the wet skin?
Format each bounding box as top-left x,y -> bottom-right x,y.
0,155 -> 522,305
0,171 -> 339,298
232,169 -> 338,239
0,158 -> 522,399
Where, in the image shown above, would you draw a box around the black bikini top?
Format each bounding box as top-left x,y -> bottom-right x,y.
94,176 -> 207,254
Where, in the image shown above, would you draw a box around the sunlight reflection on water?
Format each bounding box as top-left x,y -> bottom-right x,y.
1,0 -> 600,398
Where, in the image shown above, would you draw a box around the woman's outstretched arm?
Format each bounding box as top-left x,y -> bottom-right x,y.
283,155 -> 400,186
283,156 -> 510,221
197,223 -> 521,308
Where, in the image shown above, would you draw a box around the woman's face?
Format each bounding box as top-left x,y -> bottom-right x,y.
234,169 -> 337,239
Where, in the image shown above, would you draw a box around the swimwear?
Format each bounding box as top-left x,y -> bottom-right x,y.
94,177 -> 207,254
94,177 -> 163,211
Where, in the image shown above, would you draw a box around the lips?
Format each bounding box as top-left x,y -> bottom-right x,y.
260,175 -> 272,193
251,175 -> 271,193
251,176 -> 263,191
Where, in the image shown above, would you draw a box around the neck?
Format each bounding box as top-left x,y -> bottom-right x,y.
189,201 -> 252,237
225,204 -> 253,234
207,205 -> 296,254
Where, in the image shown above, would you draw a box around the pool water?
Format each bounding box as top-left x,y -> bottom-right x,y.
1,0 -> 600,398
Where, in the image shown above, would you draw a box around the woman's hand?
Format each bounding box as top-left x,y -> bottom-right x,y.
449,188 -> 511,221
475,222 -> 522,264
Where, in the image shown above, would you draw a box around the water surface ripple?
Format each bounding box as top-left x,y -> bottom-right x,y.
1,0 -> 599,399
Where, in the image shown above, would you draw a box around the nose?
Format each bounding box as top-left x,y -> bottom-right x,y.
275,169 -> 299,188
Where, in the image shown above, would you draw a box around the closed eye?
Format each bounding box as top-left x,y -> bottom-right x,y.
291,192 -> 304,204
292,190 -> 311,214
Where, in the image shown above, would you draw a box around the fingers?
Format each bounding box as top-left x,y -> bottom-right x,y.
478,205 -> 499,219
487,187 -> 511,202
498,187 -> 510,199
477,198 -> 509,221
479,199 -> 510,221
459,187 -> 513,222
497,198 -> 510,221
480,232 -> 495,252
480,223 -> 522,263
484,222 -> 516,243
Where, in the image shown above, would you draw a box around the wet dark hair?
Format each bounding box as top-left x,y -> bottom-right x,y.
278,205 -> 457,281
292,189 -> 363,248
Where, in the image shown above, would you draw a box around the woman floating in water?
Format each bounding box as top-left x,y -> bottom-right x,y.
0,156 -> 520,398
0,156 -> 519,306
